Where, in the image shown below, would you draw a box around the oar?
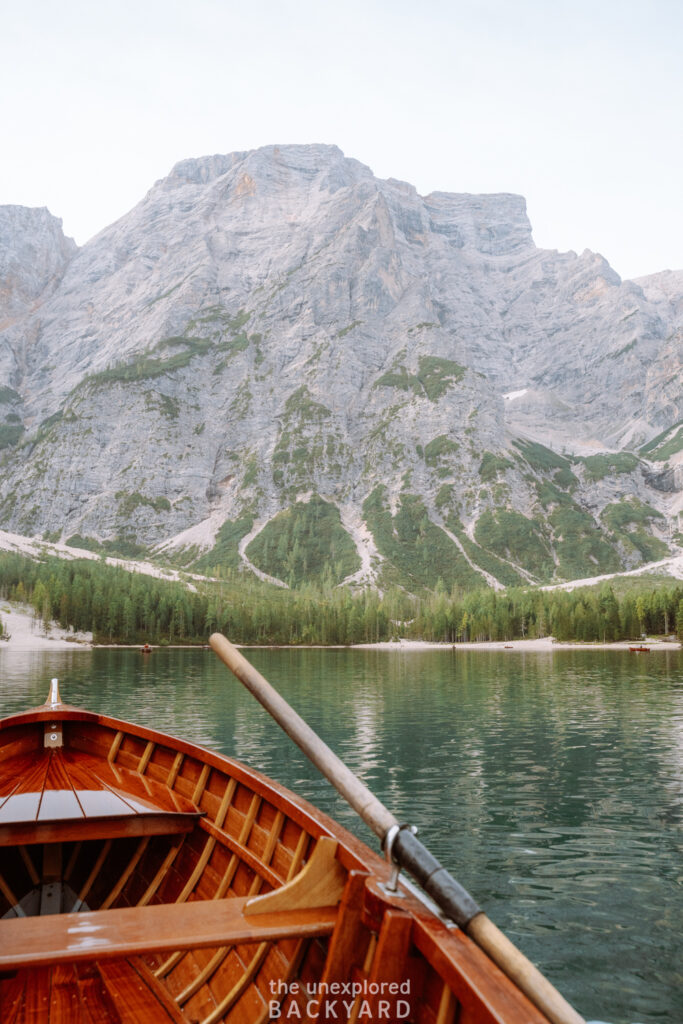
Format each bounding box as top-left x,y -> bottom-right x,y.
209,632 -> 585,1024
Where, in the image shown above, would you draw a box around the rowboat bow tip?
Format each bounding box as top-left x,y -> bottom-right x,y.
46,676 -> 62,707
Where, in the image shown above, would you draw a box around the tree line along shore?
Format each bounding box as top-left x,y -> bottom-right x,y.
0,551 -> 681,647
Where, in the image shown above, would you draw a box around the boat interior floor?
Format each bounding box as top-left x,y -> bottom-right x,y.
1,958 -> 188,1023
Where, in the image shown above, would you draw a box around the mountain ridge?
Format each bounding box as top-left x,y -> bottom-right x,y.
0,144 -> 681,592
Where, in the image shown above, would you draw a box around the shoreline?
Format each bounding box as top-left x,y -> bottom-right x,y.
349,637 -> 681,652
1,604 -> 679,654
0,603 -> 93,651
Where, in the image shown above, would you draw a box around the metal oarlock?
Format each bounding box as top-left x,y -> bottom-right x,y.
382,823 -> 418,894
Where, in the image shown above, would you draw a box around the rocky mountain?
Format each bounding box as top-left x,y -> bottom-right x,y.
0,144 -> 681,592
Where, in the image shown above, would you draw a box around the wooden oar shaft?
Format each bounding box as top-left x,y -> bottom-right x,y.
209,633 -> 397,838
209,632 -> 585,1024
467,915 -> 585,1024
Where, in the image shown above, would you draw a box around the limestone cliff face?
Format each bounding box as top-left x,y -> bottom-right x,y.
0,206 -> 76,324
0,146 -> 680,589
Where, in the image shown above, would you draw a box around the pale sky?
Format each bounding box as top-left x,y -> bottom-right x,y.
2,0 -> 681,280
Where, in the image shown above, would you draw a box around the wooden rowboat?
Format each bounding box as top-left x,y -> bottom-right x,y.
0,640 -> 585,1024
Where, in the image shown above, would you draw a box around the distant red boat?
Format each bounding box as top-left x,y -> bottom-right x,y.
629,646 -> 650,653
140,643 -> 152,654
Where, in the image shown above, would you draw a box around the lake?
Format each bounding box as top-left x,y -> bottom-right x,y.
0,645 -> 681,1024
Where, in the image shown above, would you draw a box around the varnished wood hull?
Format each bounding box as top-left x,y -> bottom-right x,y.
0,700 -> 553,1023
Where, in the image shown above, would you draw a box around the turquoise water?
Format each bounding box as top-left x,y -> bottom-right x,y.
0,646 -> 681,1023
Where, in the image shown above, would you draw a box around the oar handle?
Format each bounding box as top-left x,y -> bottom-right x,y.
209,633 -> 397,838
209,633 -> 585,1024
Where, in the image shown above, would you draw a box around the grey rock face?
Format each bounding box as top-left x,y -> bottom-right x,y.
0,206 -> 76,324
0,206 -> 77,392
0,146 -> 680,587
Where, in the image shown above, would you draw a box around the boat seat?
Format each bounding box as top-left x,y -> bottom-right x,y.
0,837 -> 347,970
0,747 -> 203,847
0,896 -> 339,970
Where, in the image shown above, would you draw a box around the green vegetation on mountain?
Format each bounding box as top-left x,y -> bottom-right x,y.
363,487 -> 484,591
478,452 -> 513,482
407,322 -> 439,334
513,438 -> 571,472
424,435 -> 459,467
548,505 -> 622,578
115,492 -> 172,516
246,496 -> 360,587
0,423 -> 25,449
73,310 -> 254,395
36,410 -> 65,442
283,385 -> 332,422
375,368 -> 416,393
271,388 -> 339,494
474,509 -> 555,581
417,357 -> 466,400
503,444 -> 649,578
65,534 -> 109,553
639,420 -> 683,460
435,484 -> 455,511
535,479 -> 572,509
600,499 -> 668,562
78,339 -> 210,389
445,516 -> 526,587
192,517 -> 254,574
336,320 -> 363,338
188,307 -> 250,332
66,534 -> 150,559
375,356 -> 465,401
578,452 -> 640,480
601,498 -> 663,529
144,391 -> 181,420
552,466 -> 579,490
647,427 -> 683,461
0,386 -> 21,405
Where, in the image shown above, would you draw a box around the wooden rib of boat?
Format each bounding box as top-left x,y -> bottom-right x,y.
0,680 -> 576,1024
